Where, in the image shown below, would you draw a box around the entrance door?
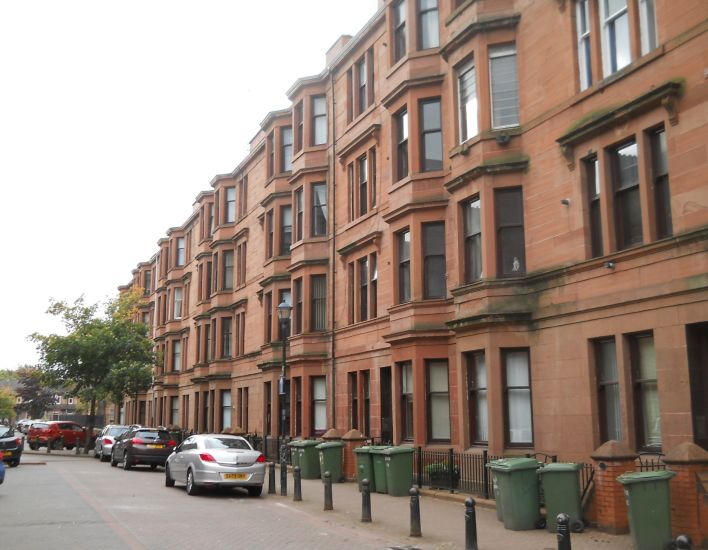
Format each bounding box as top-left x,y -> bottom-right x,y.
687,322 -> 708,450
380,366 -> 392,443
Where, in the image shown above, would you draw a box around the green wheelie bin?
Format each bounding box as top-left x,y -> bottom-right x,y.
290,439 -> 321,479
369,446 -> 391,494
288,440 -> 301,470
537,463 -> 584,533
617,470 -> 676,550
354,446 -> 376,492
316,440 -> 344,483
383,446 -> 414,497
488,457 -> 542,530
487,459 -> 505,521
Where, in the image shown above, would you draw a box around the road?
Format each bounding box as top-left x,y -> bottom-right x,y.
0,453 -> 416,550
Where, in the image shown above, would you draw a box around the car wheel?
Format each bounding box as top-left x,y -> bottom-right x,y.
65,445 -> 74,451
186,469 -> 199,495
29,442 -> 38,451
247,485 -> 263,497
165,465 -> 175,487
123,453 -> 132,471
110,451 -> 118,467
9,460 -> 20,468
100,452 -> 109,463
150,464 -> 157,471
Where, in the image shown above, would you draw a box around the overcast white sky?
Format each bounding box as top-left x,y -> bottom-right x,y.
0,0 -> 379,370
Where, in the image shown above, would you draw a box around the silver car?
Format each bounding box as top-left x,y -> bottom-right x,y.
165,434 -> 266,497
93,425 -> 129,462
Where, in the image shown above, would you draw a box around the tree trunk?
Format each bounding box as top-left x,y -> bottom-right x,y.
84,396 -> 96,454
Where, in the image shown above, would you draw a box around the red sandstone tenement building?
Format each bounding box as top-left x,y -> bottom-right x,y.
119,0 -> 708,464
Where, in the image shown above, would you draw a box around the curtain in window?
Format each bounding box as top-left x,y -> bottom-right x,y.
637,336 -> 661,448
429,361 -> 450,440
312,377 -> 327,431
598,339 -> 622,441
473,354 -> 488,442
489,44 -> 519,128
506,350 -> 532,444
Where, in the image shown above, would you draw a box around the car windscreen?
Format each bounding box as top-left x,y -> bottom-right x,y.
136,430 -> 170,440
107,427 -> 128,437
0,427 -> 12,438
32,423 -> 49,429
203,437 -> 252,451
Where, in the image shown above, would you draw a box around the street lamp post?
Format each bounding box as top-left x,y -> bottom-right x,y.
277,299 -> 292,463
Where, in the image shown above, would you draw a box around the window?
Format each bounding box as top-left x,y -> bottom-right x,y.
266,209 -> 274,259
639,0 -> 658,54
463,198 -> 482,283
576,0 -> 592,90
370,254 -> 378,319
631,333 -> 661,451
267,132 -> 275,178
173,287 -> 183,319
205,323 -> 212,361
370,148 -> 377,208
393,0 -> 407,62
395,109 -> 409,180
171,396 -> 179,426
310,274 -> 326,331
363,371 -> 371,436
423,222 -> 446,299
281,126 -> 293,172
223,250 -> 233,290
504,349 -> 533,445
358,257 -> 368,321
350,372 -> 359,429
495,188 -> 526,277
294,101 -> 303,153
235,311 -> 246,356
236,241 -> 247,286
172,340 -> 182,372
221,317 -> 232,358
427,360 -> 450,441
278,289 -> 291,340
295,187 -> 304,241
225,187 -> 236,223
600,0 -> 630,77
221,390 -> 232,430
650,128 -> 671,239
294,378 -> 302,436
489,44 -> 519,129
293,277 -> 303,335
356,58 -> 367,116
595,338 -> 621,442
358,155 -> 368,216
209,203 -> 215,236
400,362 -> 413,440
311,183 -> 327,237
143,271 -> 152,295
420,98 -> 442,172
418,0 -> 439,50
238,175 -> 248,218
176,237 -> 185,267
611,140 -> 642,250
458,60 -> 478,142
686,322 -> 708,450
312,376 -> 327,435
265,292 -> 273,343
584,156 -> 604,258
312,95 -> 327,146
467,351 -> 488,444
280,205 -> 292,255
398,229 -> 411,303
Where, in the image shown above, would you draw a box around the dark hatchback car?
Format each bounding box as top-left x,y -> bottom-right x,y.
111,427 -> 176,470
0,426 -> 23,467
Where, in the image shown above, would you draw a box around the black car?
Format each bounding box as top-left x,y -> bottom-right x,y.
0,426 -> 23,467
111,427 -> 176,470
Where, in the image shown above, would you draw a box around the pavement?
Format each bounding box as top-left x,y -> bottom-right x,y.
21,448 -> 633,549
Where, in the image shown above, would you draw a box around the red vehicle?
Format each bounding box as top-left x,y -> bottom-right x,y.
27,421 -> 89,450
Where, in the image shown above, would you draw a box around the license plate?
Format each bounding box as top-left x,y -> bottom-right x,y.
223,473 -> 247,480
2,451 -> 11,458
147,444 -> 164,449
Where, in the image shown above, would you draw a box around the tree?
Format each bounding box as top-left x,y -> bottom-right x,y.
30,291 -> 155,453
15,366 -> 56,419
105,361 -> 153,423
0,387 -> 16,423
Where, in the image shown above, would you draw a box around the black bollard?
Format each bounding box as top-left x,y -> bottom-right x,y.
465,498 -> 478,550
293,466 -> 302,502
324,471 -> 333,511
409,487 -> 422,537
675,535 -> 692,549
280,459 -> 288,496
361,478 -> 372,523
268,462 -> 276,495
557,513 -> 571,550
75,442 -> 81,455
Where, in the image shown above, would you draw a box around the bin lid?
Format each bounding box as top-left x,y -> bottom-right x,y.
617,470 -> 676,485
537,462 -> 582,474
486,457 -> 540,471
368,446 -> 392,454
354,446 -> 371,454
316,441 -> 344,449
382,446 -> 414,456
289,439 -> 321,448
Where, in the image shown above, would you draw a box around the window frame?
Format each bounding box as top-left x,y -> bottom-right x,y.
311,182 -> 327,238
400,361 -> 414,441
310,274 -> 327,332
419,97 -> 443,172
489,43 -> 520,130
418,0 -> 439,51
457,59 -> 478,143
397,229 -> 411,303
466,351 -> 488,445
395,108 -> 409,181
426,359 -> 450,443
502,348 -> 534,447
423,222 -> 446,299
463,197 -> 482,283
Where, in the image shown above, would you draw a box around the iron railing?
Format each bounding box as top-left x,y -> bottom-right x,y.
636,452 -> 665,472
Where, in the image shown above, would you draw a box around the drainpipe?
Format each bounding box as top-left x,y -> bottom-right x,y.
329,70 -> 337,430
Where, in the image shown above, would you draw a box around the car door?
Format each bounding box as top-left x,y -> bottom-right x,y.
115,430 -> 132,460
95,427 -> 107,455
170,436 -> 193,482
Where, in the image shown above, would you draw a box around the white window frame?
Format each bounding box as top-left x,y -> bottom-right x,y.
489,43 -> 520,129
576,0 -> 592,90
458,59 -> 478,142
600,0 -> 631,77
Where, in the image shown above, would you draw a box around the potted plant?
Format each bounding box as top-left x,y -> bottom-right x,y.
425,462 -> 460,489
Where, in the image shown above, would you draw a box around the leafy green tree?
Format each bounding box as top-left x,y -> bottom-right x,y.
15,366 -> 56,419
31,292 -> 155,452
0,387 -> 16,422
105,361 -> 153,422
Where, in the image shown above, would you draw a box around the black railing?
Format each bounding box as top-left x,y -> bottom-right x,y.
636,452 -> 665,472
